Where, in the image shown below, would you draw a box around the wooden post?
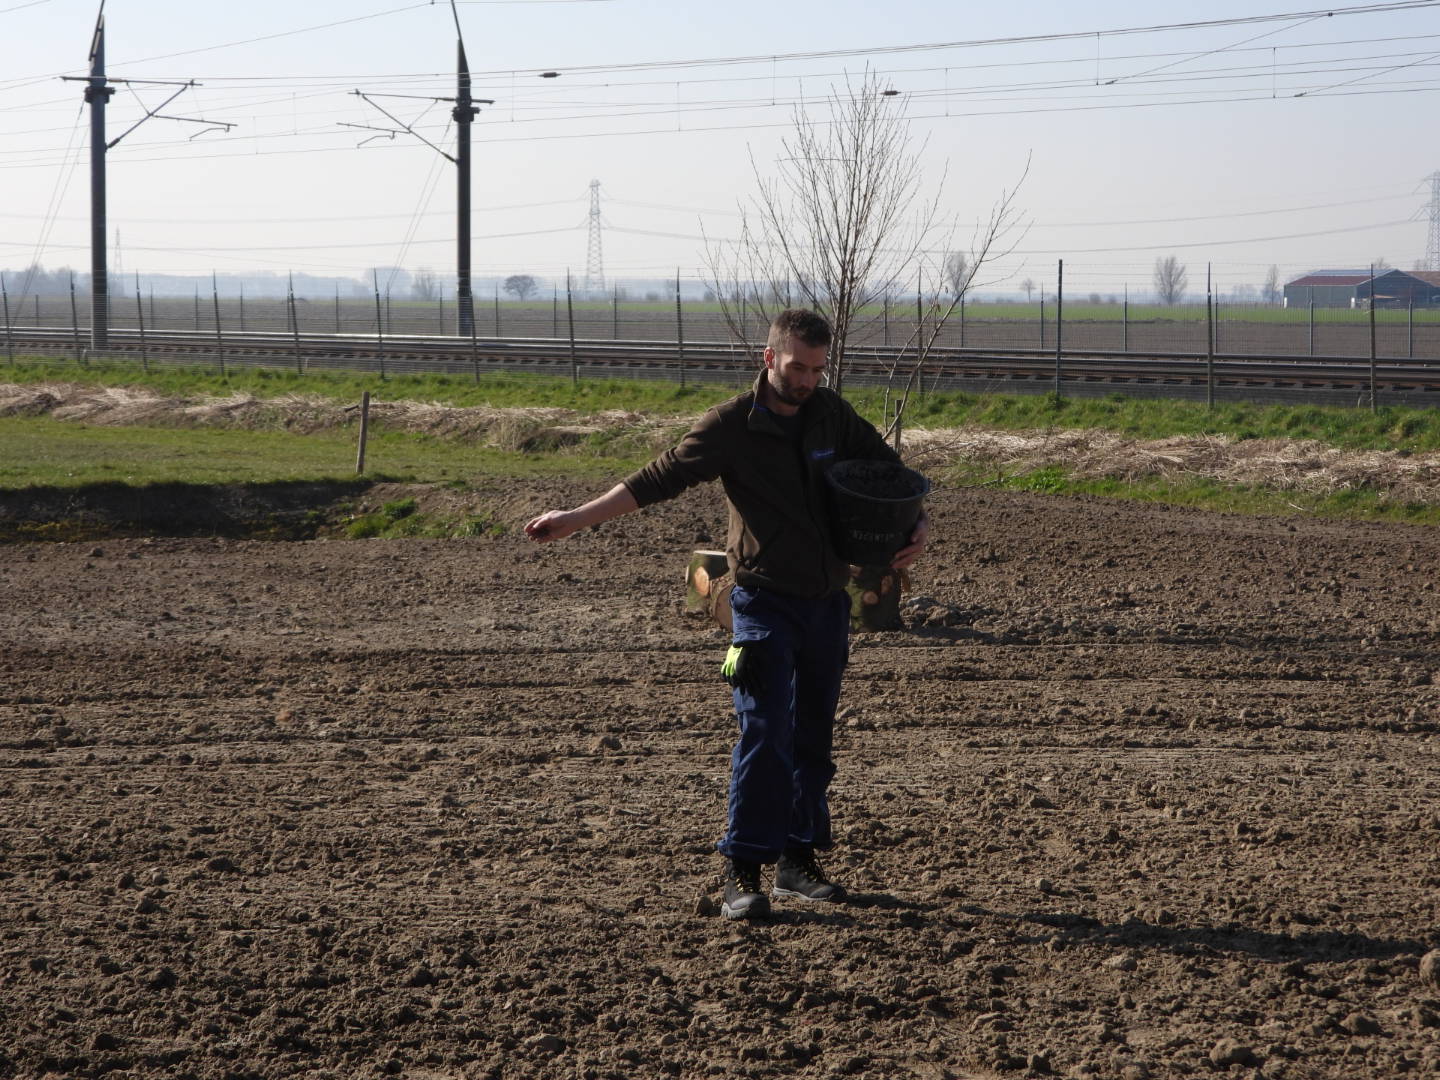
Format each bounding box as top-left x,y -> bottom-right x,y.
687,550 -> 734,631
356,391 -> 371,475
686,550 -> 729,612
846,565 -> 903,631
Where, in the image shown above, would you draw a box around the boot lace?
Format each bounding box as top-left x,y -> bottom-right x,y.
729,862 -> 762,894
788,850 -> 829,885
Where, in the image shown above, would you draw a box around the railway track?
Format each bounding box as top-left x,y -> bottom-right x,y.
5,325 -> 1439,397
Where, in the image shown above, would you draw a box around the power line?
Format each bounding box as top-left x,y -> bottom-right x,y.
461,1 -> 1440,78
0,196 -> 585,225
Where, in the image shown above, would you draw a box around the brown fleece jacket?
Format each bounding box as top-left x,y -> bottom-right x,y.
622,371 -> 900,598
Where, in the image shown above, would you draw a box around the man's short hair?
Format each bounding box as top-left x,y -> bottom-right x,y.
767,308 -> 832,355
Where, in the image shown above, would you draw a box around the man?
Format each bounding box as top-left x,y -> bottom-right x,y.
525,309 -> 927,920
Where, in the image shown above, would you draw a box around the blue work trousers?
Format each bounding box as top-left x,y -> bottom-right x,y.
718,584 -> 850,863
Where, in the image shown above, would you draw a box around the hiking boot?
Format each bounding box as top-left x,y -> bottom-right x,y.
773,847 -> 847,903
721,858 -> 771,920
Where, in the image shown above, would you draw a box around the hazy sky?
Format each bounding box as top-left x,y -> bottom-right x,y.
2,0 -> 1438,297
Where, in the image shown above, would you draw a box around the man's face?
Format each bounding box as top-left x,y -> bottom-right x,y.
765,339 -> 828,407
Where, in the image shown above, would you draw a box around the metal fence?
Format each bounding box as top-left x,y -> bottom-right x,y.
5,288 -> 1439,362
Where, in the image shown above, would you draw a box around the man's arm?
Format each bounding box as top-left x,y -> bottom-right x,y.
524,483 -> 639,543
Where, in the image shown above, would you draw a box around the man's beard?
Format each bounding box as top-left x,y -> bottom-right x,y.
769,371 -> 812,407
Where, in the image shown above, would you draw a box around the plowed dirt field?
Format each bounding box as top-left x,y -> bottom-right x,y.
3,482 -> 1439,1079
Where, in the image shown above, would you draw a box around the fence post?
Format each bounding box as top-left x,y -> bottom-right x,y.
566,271 -> 577,388
193,286 -> 200,331
1053,259 -> 1063,397
469,296 -> 481,384
356,390 -> 371,474
883,294 -> 890,346
438,284 -> 444,335
1122,285 -> 1129,352
1368,264 -> 1378,414
553,287 -> 559,338
1205,263 -> 1214,409
288,273 -> 302,375
1308,298 -> 1314,356
494,284 -> 501,337
334,284 -> 341,333
372,272 -> 386,381
915,271 -> 923,346
675,269 -> 686,389
1408,297 -> 1414,359
212,271 -> 225,376
612,286 -> 619,339
385,288 -> 392,335
0,272 -> 12,365
1038,294 -> 1045,351
958,295 -> 965,349
134,275 -> 148,373
69,271 -> 83,364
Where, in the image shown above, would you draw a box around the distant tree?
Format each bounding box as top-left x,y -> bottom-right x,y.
1371,257 -> 1391,274
1153,256 -> 1188,305
1020,278 -> 1036,302
1230,283 -> 1258,303
943,251 -> 972,297
411,268 -> 438,302
1262,265 -> 1281,305
1087,292 -> 1101,305
503,274 -> 539,301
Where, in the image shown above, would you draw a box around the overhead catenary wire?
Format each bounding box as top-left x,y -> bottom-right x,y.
15,101 -> 85,296
5,2 -> 1435,279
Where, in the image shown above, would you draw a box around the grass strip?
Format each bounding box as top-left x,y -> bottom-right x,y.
0,416 -> 648,489
10,358 -> 1440,452
0,359 -> 740,416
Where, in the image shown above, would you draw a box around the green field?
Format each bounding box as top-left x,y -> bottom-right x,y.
3,359 -> 1438,530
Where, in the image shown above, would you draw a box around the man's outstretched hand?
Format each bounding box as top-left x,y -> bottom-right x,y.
524,510 -> 580,543
524,484 -> 641,544
891,511 -> 930,570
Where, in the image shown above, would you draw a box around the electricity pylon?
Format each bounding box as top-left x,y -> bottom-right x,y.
1425,171 -> 1440,272
583,180 -> 605,298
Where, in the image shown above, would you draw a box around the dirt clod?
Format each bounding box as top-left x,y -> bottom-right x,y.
1209,1039 -> 1259,1067
1419,950 -> 1440,990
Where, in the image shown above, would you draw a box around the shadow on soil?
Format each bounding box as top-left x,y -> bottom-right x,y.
0,479 -> 374,541
977,905 -> 1429,965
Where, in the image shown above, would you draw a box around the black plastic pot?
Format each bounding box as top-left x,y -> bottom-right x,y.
824,459 -> 930,566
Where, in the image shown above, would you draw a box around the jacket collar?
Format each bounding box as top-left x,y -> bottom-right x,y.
746,368 -> 835,436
